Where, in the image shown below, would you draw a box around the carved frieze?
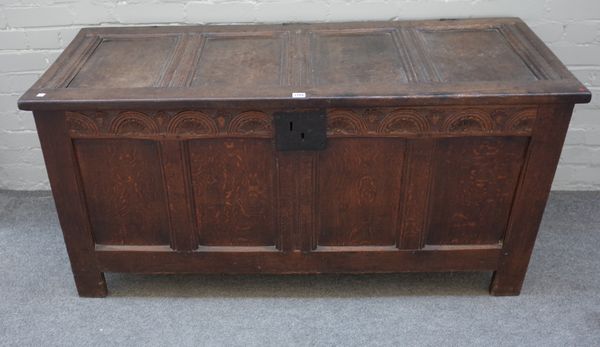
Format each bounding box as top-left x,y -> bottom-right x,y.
65,106 -> 537,138
326,107 -> 536,136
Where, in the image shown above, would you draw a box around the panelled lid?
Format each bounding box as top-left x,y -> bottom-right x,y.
18,18 -> 591,111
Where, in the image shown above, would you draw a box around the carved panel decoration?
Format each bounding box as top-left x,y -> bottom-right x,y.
378,110 -> 430,134
504,109 -> 537,134
65,111 -> 99,135
441,109 -> 495,132
110,111 -> 159,135
167,111 -> 218,135
64,106 -> 538,138
227,111 -> 272,136
327,110 -> 368,135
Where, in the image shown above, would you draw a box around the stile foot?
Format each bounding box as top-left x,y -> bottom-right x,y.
73,271 -> 108,298
489,270 -> 524,296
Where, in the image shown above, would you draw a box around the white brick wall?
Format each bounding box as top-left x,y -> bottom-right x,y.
0,0 -> 598,190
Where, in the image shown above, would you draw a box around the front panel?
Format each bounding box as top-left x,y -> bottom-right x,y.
66,106 -> 536,255
316,138 -> 405,247
74,138 -> 170,246
189,139 -> 276,246
67,109 -> 278,250
426,137 -> 529,245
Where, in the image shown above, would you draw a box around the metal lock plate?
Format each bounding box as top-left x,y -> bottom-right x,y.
274,110 -> 327,151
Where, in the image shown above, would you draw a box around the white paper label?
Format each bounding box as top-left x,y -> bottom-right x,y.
292,92 -> 306,98
36,93 -> 46,97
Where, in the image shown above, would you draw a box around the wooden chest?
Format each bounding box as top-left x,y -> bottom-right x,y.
18,18 -> 591,297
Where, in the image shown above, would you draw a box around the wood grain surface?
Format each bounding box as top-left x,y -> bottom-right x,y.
22,18 -> 591,297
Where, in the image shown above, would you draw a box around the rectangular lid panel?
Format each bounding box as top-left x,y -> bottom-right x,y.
68,34 -> 181,88
18,18 -> 591,110
418,29 -> 538,82
309,28 -> 409,85
190,31 -> 289,88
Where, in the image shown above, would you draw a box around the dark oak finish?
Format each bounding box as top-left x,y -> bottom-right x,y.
490,104 -> 575,295
427,137 -> 529,245
18,18 -> 591,297
317,139 -> 405,247
189,139 -> 277,246
75,139 -> 170,245
33,113 -> 107,297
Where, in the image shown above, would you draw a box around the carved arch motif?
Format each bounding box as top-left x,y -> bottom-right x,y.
227,111 -> 272,135
327,110 -> 368,135
167,111 -> 218,135
65,112 -> 99,134
505,109 -> 537,133
378,110 -> 429,134
442,109 -> 494,132
110,111 -> 158,135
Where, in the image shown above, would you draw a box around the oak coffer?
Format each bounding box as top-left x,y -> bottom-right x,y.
18,18 -> 591,297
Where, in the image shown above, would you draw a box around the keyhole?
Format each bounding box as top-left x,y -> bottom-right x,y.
289,121 -> 293,132
301,132 -> 305,140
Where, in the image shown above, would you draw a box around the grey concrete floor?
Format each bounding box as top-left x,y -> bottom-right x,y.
0,190 -> 599,346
